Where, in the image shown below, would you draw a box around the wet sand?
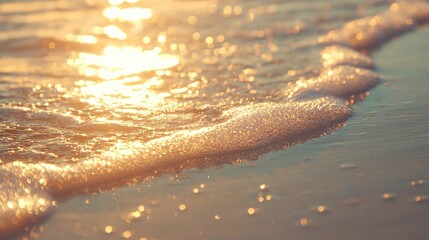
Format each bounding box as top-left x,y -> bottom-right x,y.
25,25 -> 429,240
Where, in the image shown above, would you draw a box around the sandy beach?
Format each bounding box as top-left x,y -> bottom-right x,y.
33,25 -> 429,240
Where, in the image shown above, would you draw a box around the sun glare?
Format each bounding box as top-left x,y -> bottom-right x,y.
69,46 -> 179,80
76,76 -> 171,108
69,45 -> 178,108
103,7 -> 152,22
64,2 -> 179,111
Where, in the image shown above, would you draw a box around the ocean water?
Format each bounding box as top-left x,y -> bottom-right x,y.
1,0 -> 429,238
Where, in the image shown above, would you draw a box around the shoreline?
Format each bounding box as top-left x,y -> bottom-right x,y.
30,25 -> 429,240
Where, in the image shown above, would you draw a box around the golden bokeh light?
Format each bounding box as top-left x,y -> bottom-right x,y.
97,25 -> 127,40
179,204 -> 187,211
105,225 -> 113,234
300,218 -> 309,226
66,34 -> 98,44
122,230 -> 132,239
157,34 -> 166,43
317,205 -> 325,213
247,207 -> 255,215
108,0 -> 139,5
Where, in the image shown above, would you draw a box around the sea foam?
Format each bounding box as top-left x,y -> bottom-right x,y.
317,1 -> 429,49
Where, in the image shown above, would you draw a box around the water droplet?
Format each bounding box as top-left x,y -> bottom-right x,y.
414,195 -> 429,203
128,211 -> 141,219
105,225 -> 113,234
300,218 -> 309,226
410,179 -> 425,187
157,34 -> 166,43
247,207 -> 256,215
205,36 -> 214,45
138,205 -> 145,212
382,193 -> 396,201
317,205 -> 326,213
122,230 -> 132,239
179,204 -> 187,211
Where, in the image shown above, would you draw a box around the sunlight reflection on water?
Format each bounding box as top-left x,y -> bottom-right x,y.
68,46 -> 179,80
65,1 -> 180,110
76,76 -> 171,107
103,7 -> 152,22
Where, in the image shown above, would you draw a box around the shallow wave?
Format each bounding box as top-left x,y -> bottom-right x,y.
317,1 -> 429,49
1,0 -> 429,237
1,96 -> 351,236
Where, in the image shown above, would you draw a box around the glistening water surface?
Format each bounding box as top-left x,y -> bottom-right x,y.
1,0 -> 429,238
